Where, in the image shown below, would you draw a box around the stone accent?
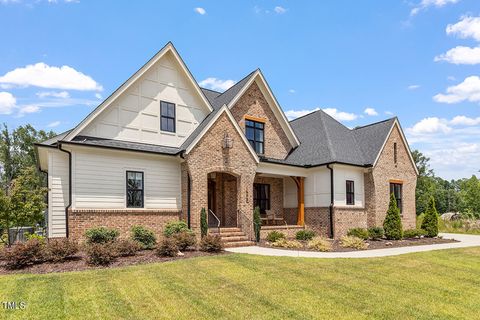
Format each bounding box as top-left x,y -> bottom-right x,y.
68,209 -> 180,240
230,82 -> 292,160
333,207 -> 368,238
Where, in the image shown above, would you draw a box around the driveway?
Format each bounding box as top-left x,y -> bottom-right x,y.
225,233 -> 480,258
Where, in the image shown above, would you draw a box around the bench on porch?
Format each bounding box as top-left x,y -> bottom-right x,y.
260,210 -> 287,226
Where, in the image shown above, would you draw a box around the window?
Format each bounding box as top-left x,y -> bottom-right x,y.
393,142 -> 398,164
245,119 -> 264,154
346,180 -> 355,205
126,171 -> 144,208
160,101 -> 175,133
253,183 -> 270,213
390,182 -> 402,213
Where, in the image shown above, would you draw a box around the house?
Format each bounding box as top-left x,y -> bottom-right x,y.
35,42 -> 418,247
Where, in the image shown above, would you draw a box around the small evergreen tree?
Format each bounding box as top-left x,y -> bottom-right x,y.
253,206 -> 261,242
200,207 -> 208,238
421,196 -> 439,237
383,193 -> 403,240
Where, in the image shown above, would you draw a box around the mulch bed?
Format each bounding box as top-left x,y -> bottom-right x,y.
0,250 -> 228,275
260,237 -> 458,252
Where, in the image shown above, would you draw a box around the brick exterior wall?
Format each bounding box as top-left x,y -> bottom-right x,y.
306,207 -> 332,238
230,82 -> 292,160
333,207 -> 368,238
253,175 -> 283,219
68,209 -> 180,241
211,172 -> 238,227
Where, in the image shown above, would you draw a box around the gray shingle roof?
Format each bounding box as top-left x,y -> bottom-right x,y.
39,130 -> 72,146
353,117 -> 397,165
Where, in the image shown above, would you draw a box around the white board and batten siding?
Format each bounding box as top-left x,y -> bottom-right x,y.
48,150 -> 69,238
80,51 -> 210,148
333,165 -> 365,208
72,148 -> 181,210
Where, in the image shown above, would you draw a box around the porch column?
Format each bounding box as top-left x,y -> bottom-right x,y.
291,176 -> 305,226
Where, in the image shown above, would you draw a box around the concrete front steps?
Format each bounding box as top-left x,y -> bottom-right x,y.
209,227 -> 255,248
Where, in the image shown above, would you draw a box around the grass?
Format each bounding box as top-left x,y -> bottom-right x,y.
1,248 -> 480,319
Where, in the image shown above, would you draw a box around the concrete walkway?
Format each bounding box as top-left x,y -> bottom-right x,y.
225,233 -> 480,258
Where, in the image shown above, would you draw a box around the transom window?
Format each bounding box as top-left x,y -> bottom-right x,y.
160,101 -> 175,133
253,183 -> 270,214
245,119 -> 264,154
126,171 -> 144,208
346,180 -> 355,205
390,182 -> 402,213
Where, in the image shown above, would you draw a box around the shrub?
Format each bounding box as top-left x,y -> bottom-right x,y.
265,231 -> 286,243
340,236 -> 368,250
383,193 -> 403,240
164,221 -> 189,237
85,227 -> 119,244
253,206 -> 261,242
296,230 -> 316,241
173,231 -> 197,251
199,234 -> 223,252
45,239 -> 78,262
368,227 -> 384,240
131,225 -> 156,249
3,239 -> 45,268
403,228 -> 427,239
201,208 -> 208,238
85,243 -> 116,266
347,228 -> 369,240
156,237 -> 178,257
421,196 -> 439,237
114,239 -> 141,257
25,233 -> 46,243
307,237 -> 332,252
271,239 -> 303,249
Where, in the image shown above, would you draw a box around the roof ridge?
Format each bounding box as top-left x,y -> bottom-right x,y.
319,111 -> 336,162
354,117 -> 397,130
215,69 -> 257,100
200,87 -> 222,94
288,109 -> 322,123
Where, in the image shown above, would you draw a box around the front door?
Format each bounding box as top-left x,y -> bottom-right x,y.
207,179 -> 217,227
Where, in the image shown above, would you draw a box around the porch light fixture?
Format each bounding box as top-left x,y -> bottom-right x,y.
222,132 -> 233,149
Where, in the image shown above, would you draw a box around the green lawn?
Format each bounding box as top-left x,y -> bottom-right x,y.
1,248 -> 480,320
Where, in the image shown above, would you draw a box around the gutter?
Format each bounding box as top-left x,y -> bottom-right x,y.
326,164 -> 334,239
57,143 -> 72,238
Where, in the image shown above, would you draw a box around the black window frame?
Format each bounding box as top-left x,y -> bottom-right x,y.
253,183 -> 270,214
160,101 -> 176,133
390,182 -> 402,213
126,171 -> 144,208
245,119 -> 265,155
346,180 -> 355,205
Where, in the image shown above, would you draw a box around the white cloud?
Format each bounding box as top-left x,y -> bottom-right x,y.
446,16 -> 480,41
447,76 -> 456,81
434,46 -> 480,65
274,6 -> 287,14
433,76 -> 480,104
408,117 -> 452,135
323,108 -> 358,121
18,105 -> 40,115
0,91 -> 16,114
36,90 -> 70,99
408,84 -> 421,90
364,107 -> 378,116
284,108 -> 320,120
450,115 -> 480,126
0,62 -> 102,91
385,111 -> 394,116
288,89 -> 296,94
47,121 -> 61,128
198,77 -> 236,91
194,7 -> 206,15
410,0 -> 459,16
95,93 -> 102,99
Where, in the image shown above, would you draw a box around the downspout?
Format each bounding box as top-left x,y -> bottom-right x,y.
326,164 -> 334,239
58,143 -> 72,238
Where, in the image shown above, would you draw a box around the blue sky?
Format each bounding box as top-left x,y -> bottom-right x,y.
0,0 -> 479,180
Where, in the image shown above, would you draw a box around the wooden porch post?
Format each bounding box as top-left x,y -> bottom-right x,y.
291,176 -> 305,226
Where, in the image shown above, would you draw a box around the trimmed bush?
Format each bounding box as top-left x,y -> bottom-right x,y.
421,196 -> 439,237
199,234 -> 223,252
253,206 -> 261,243
85,243 -> 116,266
114,239 -> 141,257
85,227 -> 119,244
131,225 -> 156,249
45,239 -> 78,262
25,233 -> 46,243
403,228 -> 427,239
307,237 -> 332,252
347,228 -> 369,240
271,239 -> 303,249
164,221 -> 189,237
368,227 -> 384,240
296,230 -> 316,241
265,231 -> 285,243
3,239 -> 45,268
340,236 -> 368,250
201,208 -> 208,238
173,231 -> 197,251
383,193 -> 403,240
157,237 -> 178,257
